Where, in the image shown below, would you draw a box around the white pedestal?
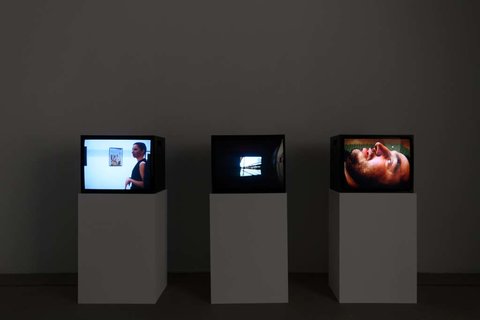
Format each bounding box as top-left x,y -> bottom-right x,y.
78,190 -> 167,304
210,193 -> 288,304
329,190 -> 417,303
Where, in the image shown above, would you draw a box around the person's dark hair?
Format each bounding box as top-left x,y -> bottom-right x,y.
134,142 -> 147,154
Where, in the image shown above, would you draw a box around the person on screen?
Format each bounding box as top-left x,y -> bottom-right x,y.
125,142 -> 147,190
344,142 -> 410,189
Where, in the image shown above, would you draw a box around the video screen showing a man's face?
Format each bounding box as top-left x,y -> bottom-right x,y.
344,138 -> 411,190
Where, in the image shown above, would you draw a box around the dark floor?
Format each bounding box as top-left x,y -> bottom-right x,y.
1,273 -> 479,320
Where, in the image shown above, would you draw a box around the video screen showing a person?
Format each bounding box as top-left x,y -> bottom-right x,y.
343,138 -> 411,190
83,139 -> 151,190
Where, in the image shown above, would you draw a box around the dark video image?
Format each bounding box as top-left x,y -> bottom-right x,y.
212,135 -> 285,193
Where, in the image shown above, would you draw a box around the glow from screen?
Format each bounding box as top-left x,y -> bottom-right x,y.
240,156 -> 262,177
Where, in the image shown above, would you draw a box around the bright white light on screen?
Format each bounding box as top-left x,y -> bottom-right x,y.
240,156 -> 262,177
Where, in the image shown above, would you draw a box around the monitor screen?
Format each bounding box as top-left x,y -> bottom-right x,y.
81,136 -> 165,193
331,135 -> 413,192
212,135 -> 286,193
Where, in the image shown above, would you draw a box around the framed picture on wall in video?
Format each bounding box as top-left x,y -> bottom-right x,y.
109,147 -> 123,166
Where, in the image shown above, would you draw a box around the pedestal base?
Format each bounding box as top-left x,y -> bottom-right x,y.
78,190 -> 167,304
210,193 -> 288,304
329,190 -> 417,303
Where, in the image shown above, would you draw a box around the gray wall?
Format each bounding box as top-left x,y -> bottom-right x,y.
1,0 -> 478,273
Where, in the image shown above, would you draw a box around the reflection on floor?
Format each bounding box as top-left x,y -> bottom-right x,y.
0,273 -> 479,320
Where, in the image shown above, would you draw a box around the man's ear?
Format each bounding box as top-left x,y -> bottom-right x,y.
344,162 -> 358,188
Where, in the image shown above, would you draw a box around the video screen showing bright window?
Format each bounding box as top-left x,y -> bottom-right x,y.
212,135 -> 286,193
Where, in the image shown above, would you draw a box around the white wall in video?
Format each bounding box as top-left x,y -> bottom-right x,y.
84,139 -> 151,190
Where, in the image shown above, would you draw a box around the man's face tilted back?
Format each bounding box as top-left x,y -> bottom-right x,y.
344,142 -> 410,189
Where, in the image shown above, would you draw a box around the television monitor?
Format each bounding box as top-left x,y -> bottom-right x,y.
330,135 -> 414,192
211,135 -> 286,193
81,135 -> 165,193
